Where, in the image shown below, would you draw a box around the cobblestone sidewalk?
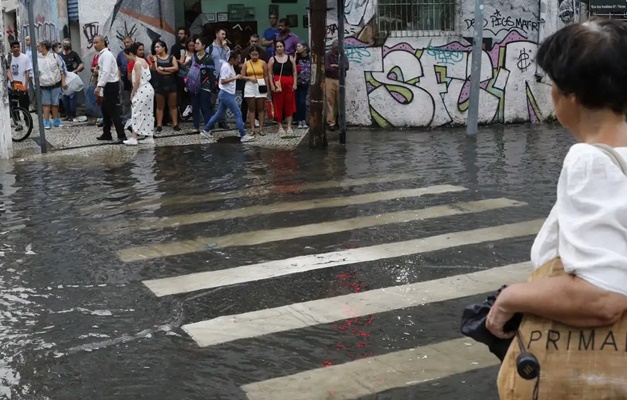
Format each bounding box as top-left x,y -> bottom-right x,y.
12,117 -> 309,159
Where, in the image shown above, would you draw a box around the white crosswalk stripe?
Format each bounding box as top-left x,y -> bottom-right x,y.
120,173 -> 420,211
144,220 -> 539,297
118,198 -> 527,262
241,337 -> 499,400
119,180 -> 542,398
101,185 -> 467,233
181,261 -> 532,347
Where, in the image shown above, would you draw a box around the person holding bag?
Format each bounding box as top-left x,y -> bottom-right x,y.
241,48 -> 268,136
480,18 -> 627,399
267,40 -> 297,135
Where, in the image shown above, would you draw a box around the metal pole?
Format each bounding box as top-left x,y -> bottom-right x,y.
27,0 -> 47,153
308,0 -> 327,149
337,0 -> 346,145
466,0 -> 484,137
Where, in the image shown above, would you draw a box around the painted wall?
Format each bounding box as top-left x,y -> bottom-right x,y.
77,0 -> 176,64
200,0 -> 309,42
327,0 -> 574,127
17,0 -> 66,44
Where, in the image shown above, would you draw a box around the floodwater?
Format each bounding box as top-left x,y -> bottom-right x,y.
0,124 -> 572,399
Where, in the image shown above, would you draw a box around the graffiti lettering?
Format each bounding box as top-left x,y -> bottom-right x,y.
327,24 -> 339,37
22,22 -> 58,44
517,49 -> 531,72
465,10 -> 543,35
425,42 -> 464,66
83,22 -> 101,50
345,44 -> 371,64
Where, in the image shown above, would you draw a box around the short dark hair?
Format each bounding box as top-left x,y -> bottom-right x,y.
177,27 -> 189,35
250,33 -> 260,40
537,18 -> 627,114
215,28 -> 226,36
124,42 -> 142,56
9,41 -> 20,48
279,18 -> 289,26
228,52 -> 240,61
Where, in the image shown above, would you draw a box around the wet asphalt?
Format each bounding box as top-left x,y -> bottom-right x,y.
0,123 -> 573,400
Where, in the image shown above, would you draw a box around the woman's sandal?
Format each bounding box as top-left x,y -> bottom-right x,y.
258,130 -> 266,136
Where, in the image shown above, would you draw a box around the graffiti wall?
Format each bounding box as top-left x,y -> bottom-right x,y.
17,0 -> 67,45
78,0 -> 175,63
327,0 -> 564,127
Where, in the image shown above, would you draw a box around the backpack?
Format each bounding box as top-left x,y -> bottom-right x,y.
185,55 -> 202,94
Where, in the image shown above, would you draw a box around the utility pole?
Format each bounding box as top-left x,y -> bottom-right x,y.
27,0 -> 47,153
0,5 -> 13,158
337,0 -> 346,144
308,0 -> 327,149
466,0 -> 484,137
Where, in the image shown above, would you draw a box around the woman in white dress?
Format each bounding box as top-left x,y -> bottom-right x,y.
123,43 -> 155,146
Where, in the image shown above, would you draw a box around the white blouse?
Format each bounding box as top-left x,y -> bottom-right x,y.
530,143 -> 627,296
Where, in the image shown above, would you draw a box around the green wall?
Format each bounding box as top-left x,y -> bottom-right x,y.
200,0 -> 309,42
175,1 -> 185,29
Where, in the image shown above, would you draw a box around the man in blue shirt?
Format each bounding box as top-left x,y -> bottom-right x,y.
261,14 -> 280,58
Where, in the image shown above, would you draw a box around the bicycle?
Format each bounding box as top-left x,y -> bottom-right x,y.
9,82 -> 33,142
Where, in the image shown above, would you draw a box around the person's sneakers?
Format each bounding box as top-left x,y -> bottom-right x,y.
141,136 -> 155,144
123,137 -> 138,146
182,105 -> 192,118
241,134 -> 255,143
301,121 -> 308,129
173,125 -> 182,132
53,119 -> 63,128
43,120 -> 52,130
200,130 -> 213,139
297,121 -> 303,129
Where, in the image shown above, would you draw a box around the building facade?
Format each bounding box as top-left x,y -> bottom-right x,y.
326,0 -> 580,127
2,0 -> 587,128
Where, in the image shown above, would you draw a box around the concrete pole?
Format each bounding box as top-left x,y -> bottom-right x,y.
466,0 -> 484,137
0,9 -> 14,159
27,0 -> 47,153
308,0 -> 327,149
337,0 -> 346,145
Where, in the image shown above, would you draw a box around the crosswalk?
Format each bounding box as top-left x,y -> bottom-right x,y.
111,173 -> 543,399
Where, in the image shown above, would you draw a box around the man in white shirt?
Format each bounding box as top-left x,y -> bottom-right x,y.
93,35 -> 126,143
6,41 -> 32,111
201,53 -> 253,143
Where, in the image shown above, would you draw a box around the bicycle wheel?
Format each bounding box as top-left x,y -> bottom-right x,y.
11,107 -> 33,142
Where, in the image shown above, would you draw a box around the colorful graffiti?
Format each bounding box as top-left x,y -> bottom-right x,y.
78,0 -> 175,58
18,0 -> 65,44
365,32 -> 552,127
324,0 -> 565,127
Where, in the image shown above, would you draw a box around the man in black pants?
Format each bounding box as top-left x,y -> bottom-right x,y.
93,35 -> 126,143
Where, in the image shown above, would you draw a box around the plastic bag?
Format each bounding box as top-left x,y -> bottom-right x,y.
62,72 -> 85,96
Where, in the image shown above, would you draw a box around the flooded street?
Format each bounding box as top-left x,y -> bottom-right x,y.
0,124 -> 572,399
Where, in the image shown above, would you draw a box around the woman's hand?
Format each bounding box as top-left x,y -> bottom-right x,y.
292,82 -> 297,91
486,292 -> 516,339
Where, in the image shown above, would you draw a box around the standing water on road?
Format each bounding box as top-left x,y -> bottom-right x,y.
0,125 -> 572,399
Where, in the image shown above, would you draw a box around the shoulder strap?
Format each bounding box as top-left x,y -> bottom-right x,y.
590,143 -> 627,176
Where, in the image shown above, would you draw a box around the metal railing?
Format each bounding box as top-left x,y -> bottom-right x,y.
377,0 -> 456,38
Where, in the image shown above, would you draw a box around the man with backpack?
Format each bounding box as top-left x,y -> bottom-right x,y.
186,36 -> 216,135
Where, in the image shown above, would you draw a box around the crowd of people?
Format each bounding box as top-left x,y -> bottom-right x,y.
3,14 -> 349,146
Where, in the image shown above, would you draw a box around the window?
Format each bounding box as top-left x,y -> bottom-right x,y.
377,0 -> 456,38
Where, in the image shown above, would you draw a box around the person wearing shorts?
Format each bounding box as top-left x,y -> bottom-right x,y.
149,40 -> 180,133
241,48 -> 268,136
37,40 -> 66,129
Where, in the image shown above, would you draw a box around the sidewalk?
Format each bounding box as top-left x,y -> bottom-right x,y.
12,116 -> 309,159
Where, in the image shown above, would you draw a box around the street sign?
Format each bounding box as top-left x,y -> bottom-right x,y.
589,0 -> 627,13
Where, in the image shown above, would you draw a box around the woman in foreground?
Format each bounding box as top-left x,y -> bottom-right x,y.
486,18 -> 627,397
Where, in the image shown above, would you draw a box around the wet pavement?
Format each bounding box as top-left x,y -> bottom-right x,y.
0,123 -> 573,400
